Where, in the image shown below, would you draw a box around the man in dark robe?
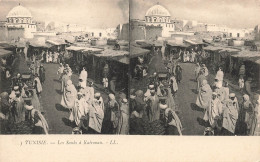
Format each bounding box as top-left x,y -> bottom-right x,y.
175,63 -> 183,84
39,65 -> 45,84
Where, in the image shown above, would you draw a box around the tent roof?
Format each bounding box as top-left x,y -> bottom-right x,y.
0,43 -> 15,49
111,56 -> 129,64
130,46 -> 150,58
184,39 -> 205,45
232,51 -> 260,65
204,46 -> 223,51
46,39 -> 67,45
66,46 -> 103,53
166,42 -> 190,48
135,40 -> 163,48
0,49 -> 13,57
93,49 -> 128,57
29,40 -> 53,48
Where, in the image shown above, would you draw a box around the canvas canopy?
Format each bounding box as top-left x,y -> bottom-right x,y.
130,46 -> 150,58
46,39 -> 67,46
0,49 -> 13,58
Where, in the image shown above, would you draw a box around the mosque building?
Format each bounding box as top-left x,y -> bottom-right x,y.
0,4 -> 36,40
144,3 -> 175,37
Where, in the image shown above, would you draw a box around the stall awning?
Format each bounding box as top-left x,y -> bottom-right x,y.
135,40 -> 163,48
66,46 -> 104,53
204,46 -> 223,51
184,40 -> 200,45
0,49 -> 13,57
130,46 -> 150,58
11,42 -> 26,48
0,43 -> 15,50
232,51 -> 260,65
66,46 -> 85,51
166,42 -> 190,48
29,41 -> 53,48
111,56 -> 129,64
93,49 -> 128,57
46,39 -> 67,45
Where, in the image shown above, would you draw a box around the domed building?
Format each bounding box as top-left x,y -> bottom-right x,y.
145,4 -> 175,37
5,4 -> 36,39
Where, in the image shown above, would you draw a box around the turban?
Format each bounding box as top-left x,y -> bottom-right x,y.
108,93 -> 115,100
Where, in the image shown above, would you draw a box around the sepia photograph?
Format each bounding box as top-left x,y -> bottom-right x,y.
0,0 -> 130,135
0,0 -> 260,161
129,0 -> 260,136
0,0 -> 260,137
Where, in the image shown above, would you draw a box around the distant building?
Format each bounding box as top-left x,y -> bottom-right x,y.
254,25 -> 260,41
145,4 -> 175,37
117,23 -> 129,41
0,4 -> 37,40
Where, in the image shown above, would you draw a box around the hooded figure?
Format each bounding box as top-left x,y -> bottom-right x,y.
57,63 -> 64,80
39,65 -> 45,84
203,92 -> 223,129
27,89 -> 43,113
169,76 -> 178,96
238,94 -> 254,135
118,98 -> 129,134
222,93 -> 239,135
250,95 -> 260,136
216,67 -> 224,82
201,64 -> 208,77
70,92 -> 89,129
108,94 -> 121,134
88,99 -> 104,133
61,70 -> 70,93
60,80 -> 77,109
196,80 -> 212,110
79,67 -> 88,82
197,71 -> 206,92
0,92 -> 10,119
33,74 -> 42,96
164,106 -> 183,135
194,63 -> 201,80
25,104 -> 49,134
93,93 -> 104,111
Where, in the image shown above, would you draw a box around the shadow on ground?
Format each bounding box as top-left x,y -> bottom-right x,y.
190,103 -> 204,112
53,79 -> 60,82
55,103 -> 70,112
189,79 -> 197,82
197,117 -> 209,127
55,89 -> 62,95
62,117 -> 75,129
191,89 -> 198,94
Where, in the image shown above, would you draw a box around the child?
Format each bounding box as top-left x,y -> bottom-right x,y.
238,75 -> 244,92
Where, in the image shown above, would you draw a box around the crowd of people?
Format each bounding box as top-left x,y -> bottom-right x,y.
129,44 -> 260,136
0,52 -> 48,134
58,64 -> 129,134
195,63 -> 260,136
130,48 -> 183,135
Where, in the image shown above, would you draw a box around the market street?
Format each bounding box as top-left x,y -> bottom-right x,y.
40,63 -> 108,134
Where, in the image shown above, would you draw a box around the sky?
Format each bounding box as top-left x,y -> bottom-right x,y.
130,0 -> 260,29
0,0 -> 129,28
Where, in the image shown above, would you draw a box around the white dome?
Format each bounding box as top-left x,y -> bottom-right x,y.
7,5 -> 32,18
145,4 -> 171,17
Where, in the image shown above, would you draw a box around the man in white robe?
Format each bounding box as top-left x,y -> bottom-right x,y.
88,97 -> 104,133
222,93 -> 239,135
60,80 -> 77,109
57,63 -> 64,80
70,92 -> 89,127
203,92 -> 223,130
79,67 -> 88,83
